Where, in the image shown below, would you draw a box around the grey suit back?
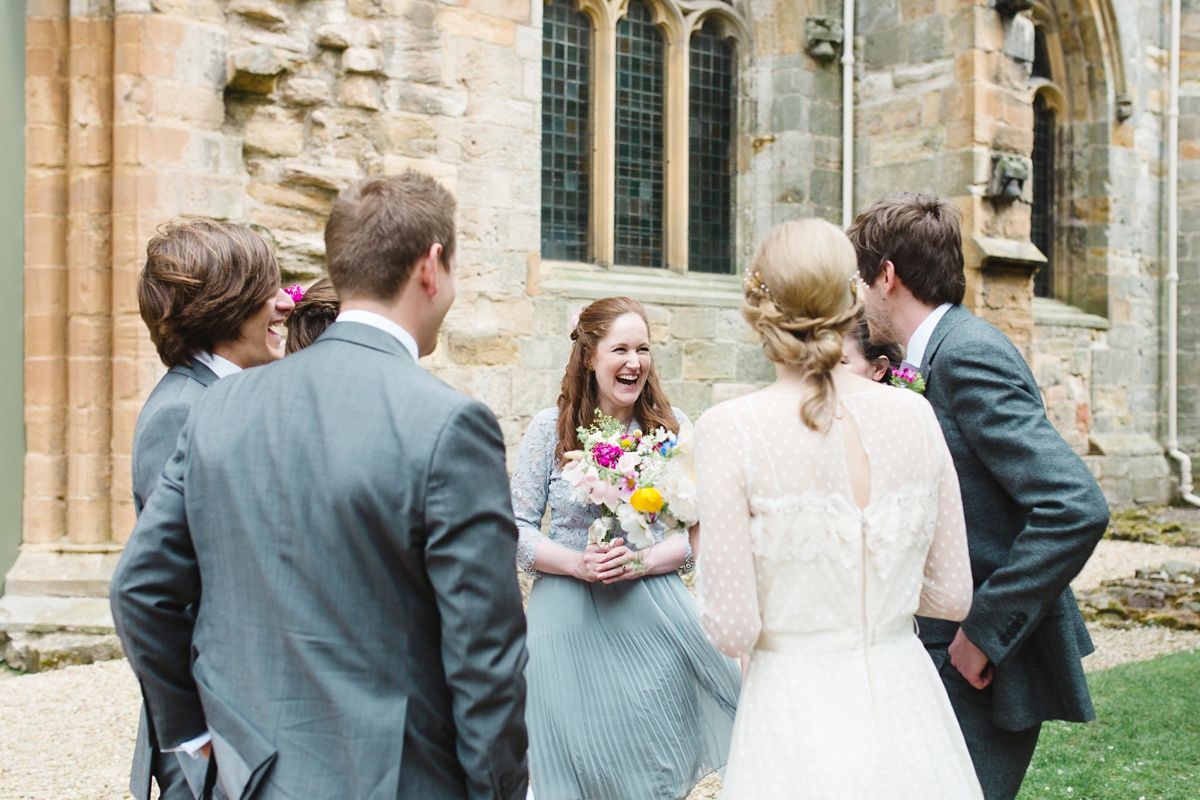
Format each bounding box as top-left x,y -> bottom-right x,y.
112,322 -> 529,800
132,361 -> 216,516
130,360 -> 217,800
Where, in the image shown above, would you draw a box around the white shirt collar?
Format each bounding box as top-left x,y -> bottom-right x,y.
904,302 -> 953,369
335,309 -> 421,363
192,351 -> 243,379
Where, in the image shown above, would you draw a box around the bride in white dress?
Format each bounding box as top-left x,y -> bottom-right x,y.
694,218 -> 984,799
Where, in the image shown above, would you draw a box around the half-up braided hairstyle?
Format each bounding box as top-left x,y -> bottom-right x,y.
742,218 -> 865,431
555,297 -> 679,462
137,218 -> 280,368
285,278 -> 339,354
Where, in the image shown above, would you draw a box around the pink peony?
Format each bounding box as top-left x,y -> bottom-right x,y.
591,442 -> 623,469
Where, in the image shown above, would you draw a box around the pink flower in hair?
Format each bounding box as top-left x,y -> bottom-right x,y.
285,284 -> 305,303
570,310 -> 582,333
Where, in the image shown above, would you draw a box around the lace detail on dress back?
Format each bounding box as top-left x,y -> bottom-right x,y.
747,488 -> 936,580
694,386 -> 974,658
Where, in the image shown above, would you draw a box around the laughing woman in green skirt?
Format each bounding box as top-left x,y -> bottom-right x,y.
511,296 -> 740,800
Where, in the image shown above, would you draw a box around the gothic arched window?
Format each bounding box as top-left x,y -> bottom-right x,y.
688,20 -> 735,274
540,0 -> 592,261
1031,93 -> 1055,298
538,0 -> 744,273
614,0 -> 665,267
1030,24 -> 1057,298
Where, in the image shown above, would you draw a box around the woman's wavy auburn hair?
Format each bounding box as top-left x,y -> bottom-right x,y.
137,218 -> 280,368
555,297 -> 679,462
743,218 -> 864,431
285,278 -> 339,354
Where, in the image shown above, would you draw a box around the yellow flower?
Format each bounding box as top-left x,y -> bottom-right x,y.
632,429 -> 642,438
620,437 -> 634,449
630,487 -> 664,514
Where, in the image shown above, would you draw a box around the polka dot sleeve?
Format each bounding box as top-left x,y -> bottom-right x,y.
694,405 -> 761,658
916,402 -> 973,622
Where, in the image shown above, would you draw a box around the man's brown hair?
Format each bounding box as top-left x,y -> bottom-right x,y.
138,218 -> 280,368
845,192 -> 966,306
324,171 -> 456,301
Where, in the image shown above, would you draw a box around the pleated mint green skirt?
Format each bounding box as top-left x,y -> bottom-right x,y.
525,573 -> 741,800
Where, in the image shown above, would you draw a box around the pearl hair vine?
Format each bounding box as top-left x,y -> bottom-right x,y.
742,270 -> 771,298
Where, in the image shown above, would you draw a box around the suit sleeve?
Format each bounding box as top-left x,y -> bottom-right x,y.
132,400 -> 192,516
939,339 -> 1109,668
424,400 -> 529,800
110,418 -> 207,750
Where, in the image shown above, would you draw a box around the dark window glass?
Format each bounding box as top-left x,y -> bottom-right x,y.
1033,27 -> 1052,80
688,21 -> 735,274
1032,93 -> 1055,298
614,0 -> 665,267
541,0 -> 592,261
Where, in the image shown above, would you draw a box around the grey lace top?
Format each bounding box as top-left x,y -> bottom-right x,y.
512,406 -> 695,578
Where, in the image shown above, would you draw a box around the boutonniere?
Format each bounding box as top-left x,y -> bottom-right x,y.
890,366 -> 926,394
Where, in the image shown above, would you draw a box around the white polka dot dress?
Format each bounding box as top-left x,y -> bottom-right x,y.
694,385 -> 983,800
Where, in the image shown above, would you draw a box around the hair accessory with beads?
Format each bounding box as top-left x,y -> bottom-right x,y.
743,270 -> 771,298
848,274 -> 864,300
285,284 -> 305,304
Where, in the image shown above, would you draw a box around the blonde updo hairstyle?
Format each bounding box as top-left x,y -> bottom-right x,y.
743,218 -> 864,431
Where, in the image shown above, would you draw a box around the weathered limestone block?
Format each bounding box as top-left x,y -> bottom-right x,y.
449,331 -> 521,366
683,342 -> 736,381
343,46 -> 381,74
1,631 -> 123,673
229,0 -> 288,26
669,307 -> 720,340
229,44 -> 285,93
244,110 -> 305,157
283,76 -> 331,106
340,75 -> 382,109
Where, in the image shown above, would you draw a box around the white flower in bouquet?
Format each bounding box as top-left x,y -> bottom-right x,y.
657,422 -> 698,528
587,517 -> 612,545
616,504 -> 655,550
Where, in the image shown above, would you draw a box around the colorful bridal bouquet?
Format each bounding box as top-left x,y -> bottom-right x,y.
889,366 -> 926,394
560,412 -> 698,552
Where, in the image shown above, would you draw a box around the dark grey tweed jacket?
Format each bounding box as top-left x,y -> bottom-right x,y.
915,304 -> 1109,731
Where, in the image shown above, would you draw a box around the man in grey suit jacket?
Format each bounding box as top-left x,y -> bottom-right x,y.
112,172 -> 529,800
129,219 -> 297,800
848,194 -> 1109,800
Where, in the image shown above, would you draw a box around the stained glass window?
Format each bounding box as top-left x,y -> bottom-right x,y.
541,0 -> 592,261
1032,93 -> 1055,298
614,0 -> 665,267
688,22 -> 735,274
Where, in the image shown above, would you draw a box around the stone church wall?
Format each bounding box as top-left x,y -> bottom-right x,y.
19,0 -> 1200,554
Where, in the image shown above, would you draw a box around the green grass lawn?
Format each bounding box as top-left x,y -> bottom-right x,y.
1018,649 -> 1200,800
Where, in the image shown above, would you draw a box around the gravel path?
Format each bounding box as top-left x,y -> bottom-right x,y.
2,538 -> 1197,800
1070,539 -> 1198,592
0,659 -> 139,799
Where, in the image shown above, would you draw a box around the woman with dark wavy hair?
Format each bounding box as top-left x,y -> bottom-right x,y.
511,296 -> 739,800
284,277 -> 339,354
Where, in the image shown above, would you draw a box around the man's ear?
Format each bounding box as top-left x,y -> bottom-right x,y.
880,260 -> 898,296
417,243 -> 444,297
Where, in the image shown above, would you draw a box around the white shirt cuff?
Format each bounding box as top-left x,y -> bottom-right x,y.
164,731 -> 212,758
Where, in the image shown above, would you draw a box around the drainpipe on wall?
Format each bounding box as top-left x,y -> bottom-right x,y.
1165,0 -> 1200,505
841,0 -> 855,228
